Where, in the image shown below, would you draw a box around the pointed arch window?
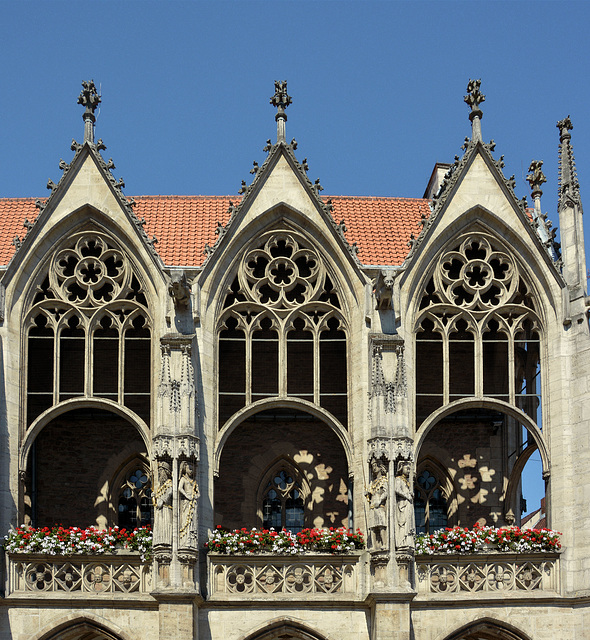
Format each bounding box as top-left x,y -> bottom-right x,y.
117,464 -> 153,529
261,468 -> 305,533
415,233 -> 542,426
26,231 -> 152,426
218,231 -> 348,428
414,469 -> 448,534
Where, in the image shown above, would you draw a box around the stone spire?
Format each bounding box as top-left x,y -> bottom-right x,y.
270,80 -> 292,143
464,79 -> 485,142
77,80 -> 101,144
556,116 -> 587,311
557,116 -> 581,212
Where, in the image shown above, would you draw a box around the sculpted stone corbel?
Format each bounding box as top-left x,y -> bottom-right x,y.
168,270 -> 191,309
374,269 -> 397,311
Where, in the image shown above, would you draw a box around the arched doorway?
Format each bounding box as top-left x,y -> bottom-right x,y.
215,407 -> 351,531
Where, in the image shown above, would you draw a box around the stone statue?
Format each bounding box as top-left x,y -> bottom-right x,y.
366,457 -> 389,550
178,460 -> 199,549
394,460 -> 414,550
153,461 -> 173,548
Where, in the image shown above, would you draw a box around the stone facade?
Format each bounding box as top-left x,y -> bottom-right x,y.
0,80 -> 588,639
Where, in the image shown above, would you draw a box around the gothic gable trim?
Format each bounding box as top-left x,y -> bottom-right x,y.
198,141 -> 365,282
3,141 -> 164,289
404,141 -> 560,276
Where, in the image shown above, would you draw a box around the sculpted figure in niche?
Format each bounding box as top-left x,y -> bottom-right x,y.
395,460 -> 414,550
178,460 -> 199,549
366,456 -> 389,550
153,461 -> 173,548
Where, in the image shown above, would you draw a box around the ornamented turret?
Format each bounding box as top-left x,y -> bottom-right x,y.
270,80 -> 292,143
77,80 -> 101,144
556,116 -> 587,312
464,79 -> 485,142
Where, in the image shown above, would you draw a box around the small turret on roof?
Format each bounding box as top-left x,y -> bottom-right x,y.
270,80 -> 292,143
464,79 -> 485,142
77,80 -> 101,144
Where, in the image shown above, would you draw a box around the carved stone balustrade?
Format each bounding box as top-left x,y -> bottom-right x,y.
6,553 -> 152,597
415,552 -> 560,597
208,552 -> 366,600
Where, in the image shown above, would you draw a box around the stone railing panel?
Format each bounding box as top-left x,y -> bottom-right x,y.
6,553 -> 152,596
209,553 -> 362,597
416,553 -> 560,595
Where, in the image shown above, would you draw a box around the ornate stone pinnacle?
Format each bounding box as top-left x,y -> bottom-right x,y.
464,79 -> 485,118
557,115 -> 573,141
270,80 -> 292,142
526,160 -> 547,197
78,80 -> 101,143
464,79 -> 485,142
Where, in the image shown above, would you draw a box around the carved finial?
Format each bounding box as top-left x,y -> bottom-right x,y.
250,161 -> 259,175
12,236 -> 21,250
77,80 -> 101,144
106,158 -> 116,170
238,180 -> 247,195
270,80 -> 292,143
290,138 -> 298,150
313,178 -> 323,195
557,115 -> 573,141
526,160 -> 547,198
96,138 -> 107,151
464,79 -> 485,141
35,198 -> 46,211
71,139 -> 82,152
301,158 -> 309,173
46,179 -> 57,192
23,218 -> 33,234
59,159 -> 69,172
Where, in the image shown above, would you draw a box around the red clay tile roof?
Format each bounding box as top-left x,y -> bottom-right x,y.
0,195 -> 430,267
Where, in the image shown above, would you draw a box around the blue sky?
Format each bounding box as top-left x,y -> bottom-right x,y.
3,0 -> 589,517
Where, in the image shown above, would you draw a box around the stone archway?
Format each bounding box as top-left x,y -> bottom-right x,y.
441,618 -> 532,640
23,406 -> 148,528
215,406 -> 350,532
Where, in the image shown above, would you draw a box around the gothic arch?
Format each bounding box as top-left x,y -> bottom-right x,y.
414,454 -> 458,526
8,212 -> 161,318
201,203 -> 365,317
414,397 -> 550,475
503,442 -> 544,524
240,617 -> 333,640
19,398 -> 150,472
31,613 -> 136,640
404,209 -> 560,324
438,617 -> 532,640
214,397 -> 353,475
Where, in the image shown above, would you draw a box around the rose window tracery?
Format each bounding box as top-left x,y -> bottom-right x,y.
218,230 -> 348,428
415,232 -> 542,425
25,231 -> 151,426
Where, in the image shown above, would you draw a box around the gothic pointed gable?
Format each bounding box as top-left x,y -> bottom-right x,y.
198,139 -> 365,284
405,140 -> 562,293
3,140 -> 164,286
